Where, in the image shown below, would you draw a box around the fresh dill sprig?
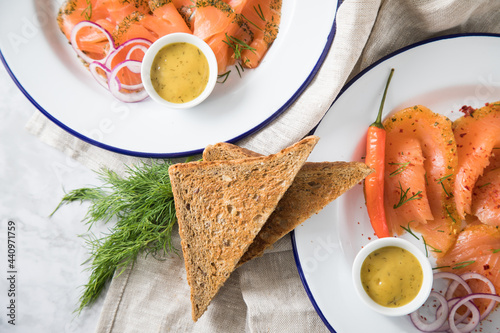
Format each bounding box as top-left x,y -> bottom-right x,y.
393,181 -> 423,209
235,62 -> 245,77
436,174 -> 453,198
217,70 -> 231,83
445,206 -> 457,224
240,13 -> 263,31
82,0 -> 92,20
254,4 -> 265,20
51,160 -> 178,313
452,260 -> 475,270
388,162 -> 410,177
400,222 -> 420,240
223,33 -> 256,60
433,260 -> 476,270
422,236 -> 442,257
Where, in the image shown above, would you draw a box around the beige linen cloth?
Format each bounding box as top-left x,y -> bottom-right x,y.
26,1 -> 500,332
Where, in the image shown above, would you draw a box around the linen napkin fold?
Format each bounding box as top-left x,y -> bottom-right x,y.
25,0 -> 500,332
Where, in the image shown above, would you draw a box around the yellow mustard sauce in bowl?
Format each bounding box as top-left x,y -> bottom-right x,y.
360,246 -> 423,308
352,237 -> 432,316
141,33 -> 217,109
150,42 -> 209,104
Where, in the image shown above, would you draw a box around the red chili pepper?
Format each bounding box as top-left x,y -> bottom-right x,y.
364,68 -> 394,238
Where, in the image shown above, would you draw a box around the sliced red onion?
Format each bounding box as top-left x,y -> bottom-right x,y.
459,272 -> 497,320
436,298 -> 470,332
88,62 -> 111,89
126,44 -> 149,60
449,299 -> 479,333
111,60 -> 143,90
104,38 -> 151,69
108,60 -> 148,103
410,291 -> 449,332
432,272 -> 473,298
70,21 -> 115,65
448,293 -> 500,333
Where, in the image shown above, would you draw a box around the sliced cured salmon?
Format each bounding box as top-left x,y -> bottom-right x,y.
453,102 -> 500,220
436,223 -> 500,315
383,106 -> 459,256
191,0 -> 241,73
471,151 -> 500,226
111,11 -> 157,45
58,0 -> 99,40
384,136 -> 433,227
57,0 -> 282,101
59,0 -> 281,75
141,2 -> 192,39
191,0 -> 281,73
239,0 -> 281,69
193,1 -> 235,41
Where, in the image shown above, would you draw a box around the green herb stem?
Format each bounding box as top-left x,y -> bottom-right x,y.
393,181 -> 423,209
51,160 -> 178,313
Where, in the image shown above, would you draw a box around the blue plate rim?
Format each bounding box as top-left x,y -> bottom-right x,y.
291,32 -> 500,333
0,1 -> 342,159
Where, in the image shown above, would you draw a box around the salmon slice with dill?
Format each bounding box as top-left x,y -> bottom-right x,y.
238,0 -> 281,69
170,0 -> 197,29
95,0 -> 151,27
453,102 -> 500,220
471,151 -> 500,226
58,0 -> 191,58
436,223 -> 500,315
384,136 -> 433,226
141,2 -> 192,39
192,0 -> 242,73
383,106 -> 459,256
192,0 -> 281,73
58,0 -> 100,40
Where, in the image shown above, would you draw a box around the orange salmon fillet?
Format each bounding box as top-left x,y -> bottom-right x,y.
453,102 -> 500,220
58,0 -> 281,75
436,223 -> 500,315
239,0 -> 281,69
471,151 -> 500,226
383,106 -> 459,256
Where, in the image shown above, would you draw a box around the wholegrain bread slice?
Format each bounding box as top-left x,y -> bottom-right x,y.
169,136 -> 319,321
203,142 -> 374,266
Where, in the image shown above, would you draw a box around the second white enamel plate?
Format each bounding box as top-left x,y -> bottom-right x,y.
292,34 -> 500,332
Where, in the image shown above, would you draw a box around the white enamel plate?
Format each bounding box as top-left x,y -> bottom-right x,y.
292,34 -> 500,332
0,0 -> 338,157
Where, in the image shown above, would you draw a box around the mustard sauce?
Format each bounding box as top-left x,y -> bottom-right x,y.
150,42 -> 209,104
360,246 -> 423,308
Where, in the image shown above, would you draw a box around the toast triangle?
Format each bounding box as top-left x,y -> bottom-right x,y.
203,142 -> 373,266
169,136 -> 319,321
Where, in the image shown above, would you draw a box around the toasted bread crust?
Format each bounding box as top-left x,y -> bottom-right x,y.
203,143 -> 373,266
169,136 -> 319,321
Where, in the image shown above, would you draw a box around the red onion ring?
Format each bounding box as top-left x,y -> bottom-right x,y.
434,272 -> 473,298
108,60 -> 148,103
410,291 -> 449,332
436,298 -> 471,332
70,21 -> 115,65
111,59 -> 144,91
104,38 -> 151,70
126,44 -> 149,61
410,272 -> 500,333
88,62 -> 111,89
459,272 -> 497,320
448,293 -> 500,333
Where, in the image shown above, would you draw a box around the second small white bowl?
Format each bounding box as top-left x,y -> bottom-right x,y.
352,237 -> 433,316
141,33 -> 218,109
